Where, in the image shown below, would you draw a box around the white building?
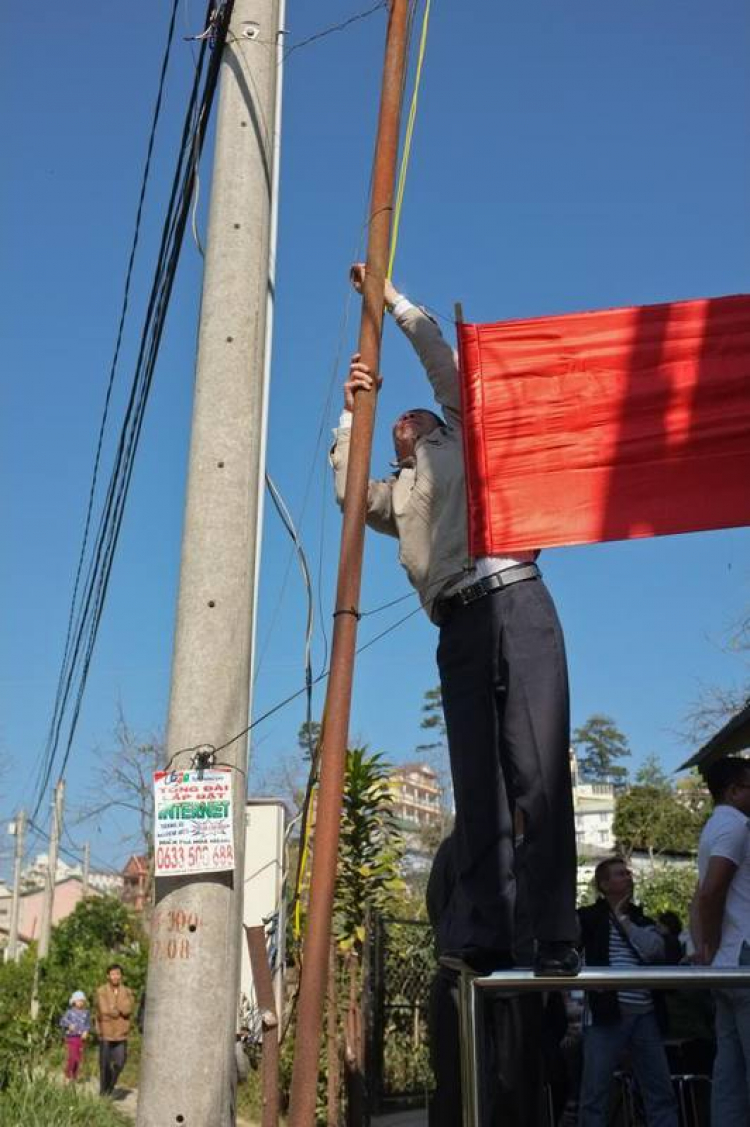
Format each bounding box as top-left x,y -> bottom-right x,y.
571,751 -> 616,854
574,782 -> 616,852
0,881 -> 11,935
388,763 -> 443,831
21,853 -> 122,897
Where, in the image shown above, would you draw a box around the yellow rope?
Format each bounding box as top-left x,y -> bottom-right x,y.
293,711 -> 326,940
293,796 -> 314,939
387,0 -> 432,279
294,7 -> 433,940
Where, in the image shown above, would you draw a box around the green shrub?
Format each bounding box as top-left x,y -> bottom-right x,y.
635,863 -> 697,924
37,896 -> 147,1031
0,958 -> 45,1088
0,897 -> 147,1092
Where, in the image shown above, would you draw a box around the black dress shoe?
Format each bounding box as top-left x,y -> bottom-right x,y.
533,941 -> 581,977
444,947 -> 515,975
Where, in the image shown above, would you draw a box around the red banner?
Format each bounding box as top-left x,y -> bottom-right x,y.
457,294 -> 750,554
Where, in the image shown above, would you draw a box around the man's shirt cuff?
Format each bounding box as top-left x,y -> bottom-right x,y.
390,295 -> 414,318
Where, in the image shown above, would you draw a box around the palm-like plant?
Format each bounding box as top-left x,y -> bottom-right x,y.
333,747 -> 405,954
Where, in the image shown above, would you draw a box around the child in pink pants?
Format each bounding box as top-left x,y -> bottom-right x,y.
59,990 -> 91,1081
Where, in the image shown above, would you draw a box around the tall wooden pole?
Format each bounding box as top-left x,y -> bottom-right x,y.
287,3 -> 409,1122
137,3 -> 282,1123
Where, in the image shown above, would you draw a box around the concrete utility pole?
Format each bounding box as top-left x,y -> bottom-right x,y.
30,781 -> 64,1016
38,780 -> 64,960
287,3 -> 410,1123
82,842 -> 90,896
137,2 -> 282,1124
7,810 -> 26,963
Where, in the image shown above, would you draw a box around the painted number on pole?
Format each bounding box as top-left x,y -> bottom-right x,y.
153,768 -> 235,876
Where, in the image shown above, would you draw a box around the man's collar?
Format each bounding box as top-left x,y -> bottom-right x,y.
391,455 -> 416,471
716,802 -> 750,823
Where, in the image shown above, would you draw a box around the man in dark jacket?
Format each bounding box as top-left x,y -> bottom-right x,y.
577,857 -> 677,1127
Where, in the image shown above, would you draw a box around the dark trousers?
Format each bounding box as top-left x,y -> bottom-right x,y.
436,577 -> 577,955
99,1039 -> 127,1095
428,971 -> 462,1127
427,968 -> 548,1127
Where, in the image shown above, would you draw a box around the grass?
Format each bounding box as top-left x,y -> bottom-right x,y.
0,1075 -> 130,1127
32,1036 -> 268,1126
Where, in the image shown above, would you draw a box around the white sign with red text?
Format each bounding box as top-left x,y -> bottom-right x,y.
153,768 -> 235,876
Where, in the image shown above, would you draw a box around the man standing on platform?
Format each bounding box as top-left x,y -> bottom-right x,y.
331,265 -> 578,976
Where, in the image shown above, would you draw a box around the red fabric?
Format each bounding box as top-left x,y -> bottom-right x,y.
457,294 -> 750,554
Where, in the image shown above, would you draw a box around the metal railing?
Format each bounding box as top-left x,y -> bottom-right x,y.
441,961 -> 750,1127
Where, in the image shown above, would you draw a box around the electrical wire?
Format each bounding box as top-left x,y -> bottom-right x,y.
26,816 -> 124,880
283,1 -> 388,60
222,603 -> 422,757
31,0 -> 429,833
129,603 -> 426,839
36,21 -> 215,803
254,0 -> 421,685
264,471 -> 315,740
256,471 -> 320,941
37,0 -> 182,813
29,2 -> 233,822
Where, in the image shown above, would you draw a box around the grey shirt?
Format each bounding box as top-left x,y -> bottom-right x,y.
331,301 -> 531,621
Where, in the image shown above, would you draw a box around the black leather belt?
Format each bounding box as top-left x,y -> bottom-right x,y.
436,562 -> 540,619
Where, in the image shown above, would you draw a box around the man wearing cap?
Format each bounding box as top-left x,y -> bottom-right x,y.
331,265 -> 578,976
95,963 -> 134,1097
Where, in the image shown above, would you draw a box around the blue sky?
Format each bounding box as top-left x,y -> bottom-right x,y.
2,0 -> 749,875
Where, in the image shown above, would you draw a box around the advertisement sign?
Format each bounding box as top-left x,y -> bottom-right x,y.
153,768 -> 235,876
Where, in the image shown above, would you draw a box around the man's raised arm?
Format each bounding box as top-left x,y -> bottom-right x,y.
351,263 -> 461,419
330,352 -> 397,538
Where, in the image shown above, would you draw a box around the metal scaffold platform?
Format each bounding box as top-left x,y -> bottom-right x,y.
444,962 -> 750,1127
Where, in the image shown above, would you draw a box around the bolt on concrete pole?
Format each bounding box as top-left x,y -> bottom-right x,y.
7,810 -> 26,963
136,3 -> 281,1124
287,3 -> 410,1123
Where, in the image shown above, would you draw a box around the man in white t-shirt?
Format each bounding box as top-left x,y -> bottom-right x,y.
695,756 -> 750,1126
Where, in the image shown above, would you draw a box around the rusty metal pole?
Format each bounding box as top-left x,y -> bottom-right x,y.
287,3 -> 409,1123
245,926 -> 280,1127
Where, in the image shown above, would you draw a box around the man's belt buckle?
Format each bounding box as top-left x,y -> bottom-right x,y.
457,579 -> 486,606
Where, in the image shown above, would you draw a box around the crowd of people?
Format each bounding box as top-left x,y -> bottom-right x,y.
425,755 -> 750,1126
58,962 -> 137,1098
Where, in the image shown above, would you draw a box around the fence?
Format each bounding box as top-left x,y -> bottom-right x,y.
365,913 -> 436,1113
